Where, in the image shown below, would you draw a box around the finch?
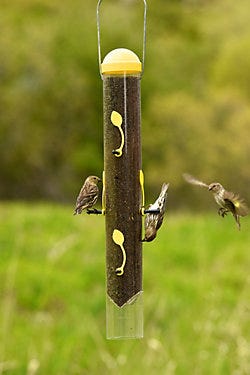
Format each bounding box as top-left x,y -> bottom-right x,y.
142,182 -> 169,242
183,173 -> 249,230
74,175 -> 101,215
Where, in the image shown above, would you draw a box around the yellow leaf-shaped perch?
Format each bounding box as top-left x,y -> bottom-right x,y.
112,229 -> 126,276
111,111 -> 123,126
110,111 -> 124,157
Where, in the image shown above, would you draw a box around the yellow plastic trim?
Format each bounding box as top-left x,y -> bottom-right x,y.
139,170 -> 145,215
101,170 -> 106,215
112,229 -> 126,276
101,48 -> 142,74
111,111 -> 124,157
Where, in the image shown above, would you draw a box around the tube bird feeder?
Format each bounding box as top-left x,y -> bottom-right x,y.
97,0 -> 147,340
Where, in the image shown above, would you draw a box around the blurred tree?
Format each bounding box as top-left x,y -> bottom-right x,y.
0,0 -> 249,208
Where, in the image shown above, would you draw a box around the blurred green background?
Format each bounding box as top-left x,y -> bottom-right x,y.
1,0 -> 250,374
1,0 -> 250,206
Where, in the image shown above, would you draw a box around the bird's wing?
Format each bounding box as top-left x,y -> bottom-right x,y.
148,183 -> 169,230
158,182 -> 169,216
224,191 -> 249,217
144,211 -> 160,232
155,213 -> 164,230
75,184 -> 98,211
149,183 -> 169,212
183,173 -> 209,188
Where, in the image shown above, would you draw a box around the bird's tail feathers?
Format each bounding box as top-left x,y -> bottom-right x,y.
233,213 -> 241,231
161,182 -> 169,194
73,207 -> 82,215
227,192 -> 249,217
158,182 -> 169,200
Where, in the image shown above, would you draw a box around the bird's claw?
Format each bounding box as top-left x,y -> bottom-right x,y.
218,208 -> 228,217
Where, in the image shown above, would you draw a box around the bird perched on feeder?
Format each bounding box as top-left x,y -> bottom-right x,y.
142,182 -> 169,242
74,175 -> 101,215
183,173 -> 249,230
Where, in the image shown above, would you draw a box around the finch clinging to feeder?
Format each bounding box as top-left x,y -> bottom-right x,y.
183,173 -> 249,230
74,175 -> 101,215
142,183 -> 169,242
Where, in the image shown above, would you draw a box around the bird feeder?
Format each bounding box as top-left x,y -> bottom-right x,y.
97,0 -> 147,340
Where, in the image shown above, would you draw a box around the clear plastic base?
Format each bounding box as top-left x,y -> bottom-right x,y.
106,291 -> 143,340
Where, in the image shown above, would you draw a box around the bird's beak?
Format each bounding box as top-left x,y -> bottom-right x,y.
208,186 -> 212,191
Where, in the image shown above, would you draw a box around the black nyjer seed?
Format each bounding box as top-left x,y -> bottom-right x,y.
103,75 -> 142,307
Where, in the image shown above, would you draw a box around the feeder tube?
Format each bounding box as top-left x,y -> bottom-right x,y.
101,49 -> 143,339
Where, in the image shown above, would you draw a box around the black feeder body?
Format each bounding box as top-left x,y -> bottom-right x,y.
97,0 -> 147,340
101,49 -> 144,339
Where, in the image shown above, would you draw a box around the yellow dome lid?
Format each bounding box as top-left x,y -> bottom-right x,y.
101,48 -> 142,74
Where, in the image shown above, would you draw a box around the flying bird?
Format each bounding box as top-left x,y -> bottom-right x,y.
74,175 -> 101,215
142,182 -> 169,242
183,173 -> 249,230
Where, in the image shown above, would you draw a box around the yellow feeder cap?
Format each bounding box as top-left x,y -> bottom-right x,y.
101,48 -> 142,74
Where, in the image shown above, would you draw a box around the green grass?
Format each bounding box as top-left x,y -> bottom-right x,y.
0,202 -> 250,374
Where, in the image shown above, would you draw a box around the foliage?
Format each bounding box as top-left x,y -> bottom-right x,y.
0,203 -> 250,374
0,0 -> 250,207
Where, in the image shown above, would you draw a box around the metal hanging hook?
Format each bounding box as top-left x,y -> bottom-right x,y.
97,0 -> 147,76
